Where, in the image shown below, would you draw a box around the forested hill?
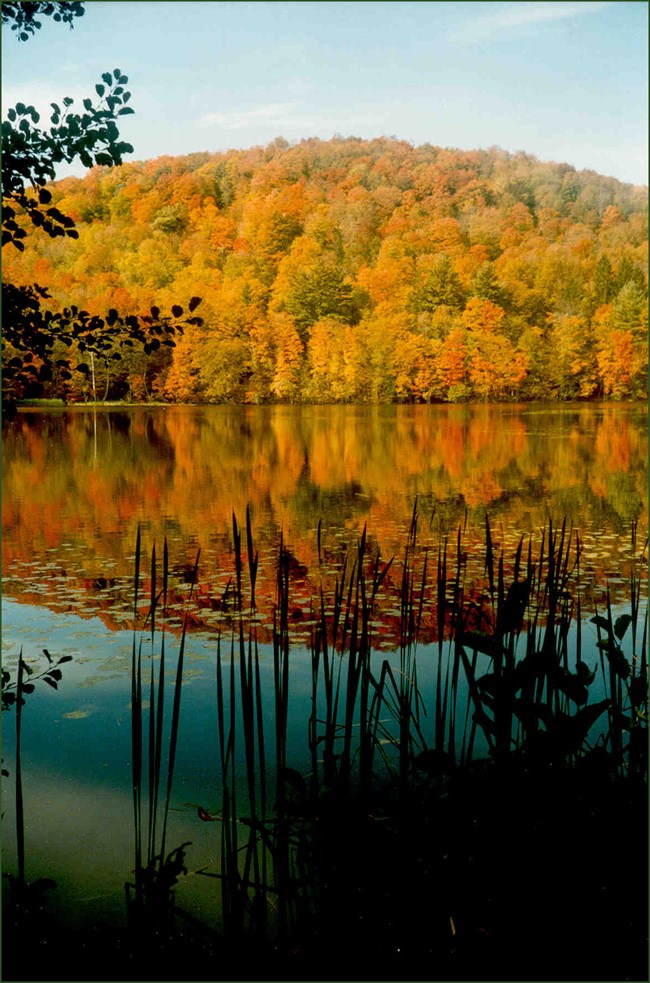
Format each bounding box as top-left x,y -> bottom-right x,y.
5,137 -> 648,403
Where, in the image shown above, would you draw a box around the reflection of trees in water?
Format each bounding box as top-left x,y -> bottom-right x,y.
2,405 -> 646,628
292,475 -> 372,529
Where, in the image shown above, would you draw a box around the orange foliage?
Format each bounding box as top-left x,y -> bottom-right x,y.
453,244 -> 491,286
436,329 -> 468,396
356,241 -> 413,305
461,297 -> 506,333
597,329 -> 644,397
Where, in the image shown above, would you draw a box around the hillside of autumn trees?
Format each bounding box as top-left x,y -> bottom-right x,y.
3,137 -> 648,404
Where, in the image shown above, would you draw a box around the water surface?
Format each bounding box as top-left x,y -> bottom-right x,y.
3,402 -> 647,640
2,401 -> 647,934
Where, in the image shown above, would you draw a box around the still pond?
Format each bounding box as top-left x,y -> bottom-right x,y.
2,401 -> 647,934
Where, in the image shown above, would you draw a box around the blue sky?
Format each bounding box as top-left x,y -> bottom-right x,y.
2,1 -> 648,185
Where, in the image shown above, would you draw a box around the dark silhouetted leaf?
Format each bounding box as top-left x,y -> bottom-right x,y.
571,699 -> 611,744
282,767 -> 307,798
554,669 -> 589,706
413,748 -> 452,775
463,631 -> 499,657
576,661 -> 596,685
590,615 -> 611,633
629,675 -> 648,707
614,614 -> 632,641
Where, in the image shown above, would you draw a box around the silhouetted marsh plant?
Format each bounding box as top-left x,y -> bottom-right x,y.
202,503 -> 646,975
125,526 -> 200,944
212,508 -> 269,943
4,505 -> 646,980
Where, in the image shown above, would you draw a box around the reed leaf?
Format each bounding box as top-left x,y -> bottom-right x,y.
15,650 -> 25,887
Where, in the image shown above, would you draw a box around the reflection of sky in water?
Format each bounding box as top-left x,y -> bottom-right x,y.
2,599 -> 315,789
1,766 -> 222,931
1,591 -> 640,932
3,594 -> 625,781
2,598 -> 317,928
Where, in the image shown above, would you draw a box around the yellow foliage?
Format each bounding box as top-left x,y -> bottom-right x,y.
6,137 -> 647,405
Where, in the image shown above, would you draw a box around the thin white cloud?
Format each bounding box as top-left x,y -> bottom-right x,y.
197,102 -> 300,129
451,2 -> 612,43
196,101 -> 386,136
2,79 -> 96,121
489,1 -> 610,28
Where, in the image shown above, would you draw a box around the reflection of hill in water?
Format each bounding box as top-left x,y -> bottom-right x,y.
2,403 -> 647,641
2,516 -> 645,651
